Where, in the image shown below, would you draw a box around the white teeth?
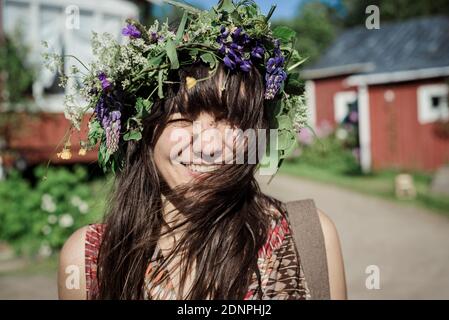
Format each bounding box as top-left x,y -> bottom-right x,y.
186,164 -> 221,173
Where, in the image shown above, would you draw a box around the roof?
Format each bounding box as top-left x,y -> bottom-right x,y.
303,16 -> 449,83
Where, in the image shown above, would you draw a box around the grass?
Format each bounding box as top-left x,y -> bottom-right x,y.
279,159 -> 449,216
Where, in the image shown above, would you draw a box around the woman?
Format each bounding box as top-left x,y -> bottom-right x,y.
55,0 -> 346,300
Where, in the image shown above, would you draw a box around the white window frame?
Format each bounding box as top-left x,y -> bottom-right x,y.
333,91 -> 357,124
417,84 -> 449,124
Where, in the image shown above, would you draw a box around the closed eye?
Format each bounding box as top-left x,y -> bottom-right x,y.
167,118 -> 193,127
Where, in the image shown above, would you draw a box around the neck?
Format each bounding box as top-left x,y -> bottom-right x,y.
159,194 -> 187,254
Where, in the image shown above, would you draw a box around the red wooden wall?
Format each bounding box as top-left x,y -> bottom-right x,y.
5,112 -> 98,167
369,78 -> 449,172
313,76 -> 357,128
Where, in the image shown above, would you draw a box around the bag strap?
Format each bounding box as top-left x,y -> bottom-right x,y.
286,199 -> 331,300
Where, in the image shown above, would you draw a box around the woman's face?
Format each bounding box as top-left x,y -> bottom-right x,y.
154,111 -> 241,189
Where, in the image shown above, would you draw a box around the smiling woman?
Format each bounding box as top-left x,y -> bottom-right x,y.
55,0 -> 346,300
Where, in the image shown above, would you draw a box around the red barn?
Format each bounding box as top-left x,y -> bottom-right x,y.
303,16 -> 449,173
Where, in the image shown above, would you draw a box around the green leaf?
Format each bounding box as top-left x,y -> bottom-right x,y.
135,97 -> 153,117
282,134 -> 298,159
176,11 -> 189,43
276,115 -> 294,131
217,0 -> 235,13
272,26 -> 296,43
162,0 -> 201,14
87,120 -> 103,148
200,53 -> 216,69
285,73 -> 304,95
98,142 -> 110,171
277,130 -> 296,155
123,130 -> 143,141
147,53 -> 165,67
188,48 -> 199,60
166,39 -> 179,69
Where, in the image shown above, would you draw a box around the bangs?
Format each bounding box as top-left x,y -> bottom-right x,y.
164,61 -> 267,130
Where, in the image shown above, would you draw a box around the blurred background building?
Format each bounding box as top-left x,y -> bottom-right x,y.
303,16 -> 449,173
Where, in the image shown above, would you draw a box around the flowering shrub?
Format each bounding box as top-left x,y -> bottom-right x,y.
0,166 -> 105,257
296,125 -> 361,174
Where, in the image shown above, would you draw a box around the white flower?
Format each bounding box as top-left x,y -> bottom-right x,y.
148,20 -> 160,34
78,202 -> 89,215
336,128 -> 348,141
38,243 -> 52,258
70,195 -> 89,214
47,214 -> 58,224
70,195 -> 82,207
59,213 -> 74,228
41,225 -> 52,235
41,194 -> 56,213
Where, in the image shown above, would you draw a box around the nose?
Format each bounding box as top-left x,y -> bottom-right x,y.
191,120 -> 224,163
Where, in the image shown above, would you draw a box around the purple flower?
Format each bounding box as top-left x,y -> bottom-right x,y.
94,90 -> 125,154
264,40 -> 287,100
251,43 -> 265,60
217,26 -> 256,73
95,96 -> 106,124
150,31 -> 163,43
122,24 -> 141,38
104,110 -> 121,154
240,60 -> 252,72
223,55 -> 236,70
98,72 -> 111,91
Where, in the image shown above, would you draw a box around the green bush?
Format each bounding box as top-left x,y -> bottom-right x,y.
298,132 -> 361,175
0,166 -> 106,257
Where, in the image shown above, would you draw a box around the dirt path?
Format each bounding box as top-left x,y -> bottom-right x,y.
0,274 -> 57,299
258,173 -> 449,299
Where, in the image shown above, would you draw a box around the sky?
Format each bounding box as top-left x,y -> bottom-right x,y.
151,0 -> 304,20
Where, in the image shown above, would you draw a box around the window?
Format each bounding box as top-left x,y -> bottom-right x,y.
417,84 -> 449,124
333,91 -> 358,124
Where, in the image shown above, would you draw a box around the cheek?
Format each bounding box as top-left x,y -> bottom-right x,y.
154,126 -> 191,168
154,128 -> 176,170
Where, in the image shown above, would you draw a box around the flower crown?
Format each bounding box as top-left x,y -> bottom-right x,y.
44,0 -> 309,174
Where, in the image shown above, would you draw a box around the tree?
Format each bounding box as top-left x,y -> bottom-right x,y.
274,1 -> 340,65
343,0 -> 449,27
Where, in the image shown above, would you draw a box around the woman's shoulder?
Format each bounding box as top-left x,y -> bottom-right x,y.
58,223 -> 105,299
60,223 -> 105,258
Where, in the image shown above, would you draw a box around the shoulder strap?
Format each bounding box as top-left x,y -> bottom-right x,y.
286,199 -> 330,300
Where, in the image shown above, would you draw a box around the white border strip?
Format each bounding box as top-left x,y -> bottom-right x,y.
346,67 -> 449,86
305,80 -> 317,130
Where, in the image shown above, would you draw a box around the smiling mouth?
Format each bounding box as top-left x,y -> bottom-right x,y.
181,163 -> 223,174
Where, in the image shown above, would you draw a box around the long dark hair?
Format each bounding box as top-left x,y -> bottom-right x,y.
95,61 -> 287,299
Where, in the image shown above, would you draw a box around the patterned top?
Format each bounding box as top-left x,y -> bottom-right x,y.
85,205 -> 311,300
